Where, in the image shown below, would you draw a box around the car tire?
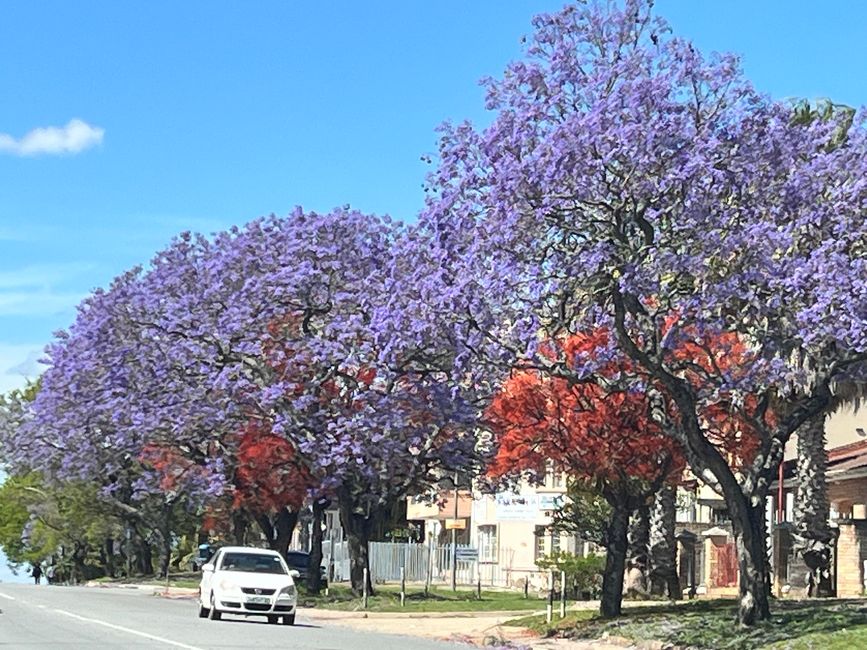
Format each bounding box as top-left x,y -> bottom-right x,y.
198,603 -> 208,618
208,594 -> 221,621
282,614 -> 295,626
268,615 -> 279,624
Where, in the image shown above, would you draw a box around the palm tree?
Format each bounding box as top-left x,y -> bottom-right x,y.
793,382 -> 864,597
649,484 -> 680,598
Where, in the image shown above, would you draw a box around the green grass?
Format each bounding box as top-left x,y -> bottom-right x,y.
300,584 -> 548,613
92,572 -> 201,589
505,599 -> 867,650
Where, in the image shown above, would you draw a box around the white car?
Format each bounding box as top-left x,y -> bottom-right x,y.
198,546 -> 299,625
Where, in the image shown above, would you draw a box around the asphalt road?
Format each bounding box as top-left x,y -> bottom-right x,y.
0,584 -> 468,649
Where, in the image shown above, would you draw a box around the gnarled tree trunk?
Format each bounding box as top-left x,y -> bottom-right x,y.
649,484 -> 680,599
794,414 -> 834,597
338,490 -> 379,597
307,501 -> 326,595
730,493 -> 772,626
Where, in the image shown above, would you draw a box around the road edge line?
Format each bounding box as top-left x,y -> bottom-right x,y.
53,608 -> 204,650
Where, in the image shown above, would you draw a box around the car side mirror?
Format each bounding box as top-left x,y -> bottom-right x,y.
202,564 -> 214,573
289,569 -> 300,579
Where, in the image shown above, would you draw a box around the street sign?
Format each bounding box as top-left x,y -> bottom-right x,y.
455,547 -> 479,561
445,518 -> 466,530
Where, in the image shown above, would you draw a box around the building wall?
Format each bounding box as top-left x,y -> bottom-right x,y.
836,520 -> 867,597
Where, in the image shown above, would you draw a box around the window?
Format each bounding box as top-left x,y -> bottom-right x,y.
534,525 -> 546,560
551,532 -> 561,554
478,525 -> 498,563
219,552 -> 287,574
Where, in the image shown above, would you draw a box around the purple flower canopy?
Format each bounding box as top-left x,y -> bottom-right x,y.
389,0 -> 867,402
21,208 -> 480,507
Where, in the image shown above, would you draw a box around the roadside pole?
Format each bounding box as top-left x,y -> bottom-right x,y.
451,471 -> 458,591
546,569 -> 554,624
400,567 -> 406,607
559,570 -> 567,618
363,567 -> 369,609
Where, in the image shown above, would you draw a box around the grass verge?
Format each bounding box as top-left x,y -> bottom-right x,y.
505,598 -> 867,650
300,584 -> 547,613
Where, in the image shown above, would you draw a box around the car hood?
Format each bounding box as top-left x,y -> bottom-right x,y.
213,571 -> 294,589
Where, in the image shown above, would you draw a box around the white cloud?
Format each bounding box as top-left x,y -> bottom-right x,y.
0,118 -> 104,156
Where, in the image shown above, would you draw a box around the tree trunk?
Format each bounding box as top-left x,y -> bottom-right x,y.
338,491 -> 377,597
600,498 -> 630,618
729,493 -> 771,626
794,414 -> 834,597
158,504 -> 173,578
625,503 -> 650,598
307,502 -> 326,595
255,507 -> 299,559
231,510 -> 249,546
649,484 -> 680,599
135,533 -> 154,575
103,538 -> 117,578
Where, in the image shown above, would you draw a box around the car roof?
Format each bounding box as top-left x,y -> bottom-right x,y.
217,546 -> 282,556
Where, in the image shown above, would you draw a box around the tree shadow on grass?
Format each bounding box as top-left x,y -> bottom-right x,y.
568,599 -> 867,650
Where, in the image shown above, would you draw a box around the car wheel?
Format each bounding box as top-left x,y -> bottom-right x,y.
208,594 -> 221,621
268,615 -> 279,624
282,614 -> 295,626
198,602 -> 209,618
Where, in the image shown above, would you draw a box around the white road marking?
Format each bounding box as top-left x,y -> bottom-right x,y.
0,592 -> 16,601
54,609 -> 205,650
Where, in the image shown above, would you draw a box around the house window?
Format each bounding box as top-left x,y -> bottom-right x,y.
551,532 -> 561,555
478,525 -> 498,563
534,525 -> 546,560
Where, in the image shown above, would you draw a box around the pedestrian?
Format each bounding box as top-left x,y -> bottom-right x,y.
46,565 -> 56,585
31,563 -> 43,585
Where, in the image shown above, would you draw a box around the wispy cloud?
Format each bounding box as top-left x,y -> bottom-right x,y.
0,262 -> 96,290
0,344 -> 45,394
0,118 -> 104,156
0,262 -> 93,316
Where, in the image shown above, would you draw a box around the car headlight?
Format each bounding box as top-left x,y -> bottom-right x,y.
277,584 -> 297,599
217,578 -> 238,592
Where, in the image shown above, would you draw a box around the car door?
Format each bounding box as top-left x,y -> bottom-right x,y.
200,549 -> 222,604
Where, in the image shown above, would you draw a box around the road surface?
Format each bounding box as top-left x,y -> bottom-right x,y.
0,584 -> 468,649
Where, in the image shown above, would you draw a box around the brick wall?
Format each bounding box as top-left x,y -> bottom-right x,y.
836,520 -> 867,596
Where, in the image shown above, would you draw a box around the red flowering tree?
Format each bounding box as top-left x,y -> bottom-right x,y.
232,421 -> 313,560
487,331 -> 684,618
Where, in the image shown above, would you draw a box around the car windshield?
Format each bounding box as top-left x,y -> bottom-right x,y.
219,552 -> 287,574
286,553 -> 309,567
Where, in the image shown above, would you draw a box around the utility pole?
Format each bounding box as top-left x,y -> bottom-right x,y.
451,471 -> 459,591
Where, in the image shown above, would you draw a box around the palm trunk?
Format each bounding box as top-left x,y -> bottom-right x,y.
649,484 -> 680,599
600,496 -> 630,618
625,503 -> 650,597
794,414 -> 833,597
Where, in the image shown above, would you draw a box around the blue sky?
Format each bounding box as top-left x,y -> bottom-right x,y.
0,0 -> 866,395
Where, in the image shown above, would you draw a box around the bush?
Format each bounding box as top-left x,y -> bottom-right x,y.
536,551 -> 604,599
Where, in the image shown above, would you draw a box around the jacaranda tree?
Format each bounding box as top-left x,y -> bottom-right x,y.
407,0 -> 867,625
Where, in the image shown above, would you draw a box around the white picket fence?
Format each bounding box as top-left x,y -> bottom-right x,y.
323,540 -> 532,587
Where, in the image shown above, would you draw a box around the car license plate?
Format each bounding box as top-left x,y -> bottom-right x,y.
246,596 -> 270,604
